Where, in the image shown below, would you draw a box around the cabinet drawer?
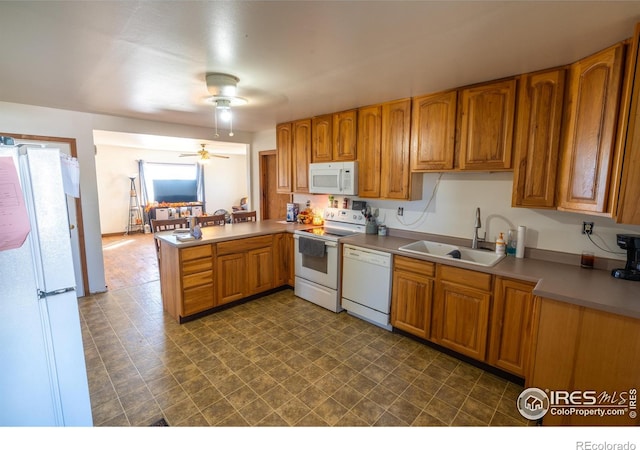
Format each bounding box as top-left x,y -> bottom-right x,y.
182,257 -> 213,275
217,235 -> 273,255
183,284 -> 214,316
438,265 -> 492,291
394,255 -> 435,277
183,270 -> 213,289
181,244 -> 212,261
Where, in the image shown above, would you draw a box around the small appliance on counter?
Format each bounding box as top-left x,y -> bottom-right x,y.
286,203 -> 299,222
611,234 -> 640,281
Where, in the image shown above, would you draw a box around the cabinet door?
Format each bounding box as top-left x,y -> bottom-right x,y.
312,114 -> 333,163
512,69 -> 566,208
458,79 -> 516,170
333,110 -> 357,161
390,257 -> 434,339
381,98 -> 413,199
276,122 -> 293,194
281,233 -> 294,286
617,24 -> 640,225
292,119 -> 312,193
488,278 -> 534,377
411,90 -> 457,171
557,43 -> 625,213
433,265 -> 492,361
273,233 -> 292,287
247,246 -> 274,295
217,253 -> 246,305
529,298 -> 640,426
356,104 -> 382,198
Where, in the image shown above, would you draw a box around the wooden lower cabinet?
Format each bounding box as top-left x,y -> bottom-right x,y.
217,253 -> 246,305
247,246 -> 274,295
528,297 -> 640,426
159,233 -> 291,322
390,256 -> 435,339
432,265 -> 492,360
273,232 -> 294,286
216,235 -> 274,306
487,277 -> 535,377
159,243 -> 215,321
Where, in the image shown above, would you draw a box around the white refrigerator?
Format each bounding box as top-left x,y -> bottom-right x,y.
0,145 -> 92,426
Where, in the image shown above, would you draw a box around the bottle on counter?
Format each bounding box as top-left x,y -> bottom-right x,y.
495,232 -> 506,255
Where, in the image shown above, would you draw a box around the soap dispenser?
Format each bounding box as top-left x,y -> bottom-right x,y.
495,232 -> 506,255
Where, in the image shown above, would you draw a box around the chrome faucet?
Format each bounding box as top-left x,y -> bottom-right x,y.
472,207 -> 486,249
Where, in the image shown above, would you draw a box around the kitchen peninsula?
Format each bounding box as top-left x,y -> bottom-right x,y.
155,221 -> 306,323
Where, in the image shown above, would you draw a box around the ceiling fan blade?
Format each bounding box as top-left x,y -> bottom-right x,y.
210,154 -> 230,159
179,153 -> 198,157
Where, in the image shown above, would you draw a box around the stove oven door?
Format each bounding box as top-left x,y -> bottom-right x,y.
293,235 -> 338,289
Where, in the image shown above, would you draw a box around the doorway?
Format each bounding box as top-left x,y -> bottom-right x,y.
1,132 -> 89,297
259,150 -> 291,220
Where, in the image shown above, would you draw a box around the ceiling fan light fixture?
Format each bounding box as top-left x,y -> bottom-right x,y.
216,99 -> 232,122
204,72 -> 247,137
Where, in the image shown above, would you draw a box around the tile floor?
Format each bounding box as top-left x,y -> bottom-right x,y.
85,233 -> 534,427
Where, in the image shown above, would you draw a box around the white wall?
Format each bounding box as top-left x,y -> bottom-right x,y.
0,100 -> 253,294
295,169 -> 640,264
0,101 -> 106,294
95,144 -> 247,234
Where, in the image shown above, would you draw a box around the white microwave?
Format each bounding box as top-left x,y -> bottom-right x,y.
309,161 -> 358,195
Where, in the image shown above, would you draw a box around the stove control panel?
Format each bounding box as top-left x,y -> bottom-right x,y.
323,208 -> 366,226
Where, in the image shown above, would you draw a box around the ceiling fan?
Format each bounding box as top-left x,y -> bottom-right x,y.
179,144 -> 229,163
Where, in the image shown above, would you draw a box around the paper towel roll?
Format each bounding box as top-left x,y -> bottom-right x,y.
516,225 -> 526,258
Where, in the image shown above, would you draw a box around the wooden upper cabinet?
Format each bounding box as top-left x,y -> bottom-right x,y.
292,118 -> 311,193
276,122 -> 292,194
512,68 -> 566,208
333,109 -> 357,161
411,90 -> 457,171
616,24 -> 640,225
357,99 -> 421,200
458,79 -> 517,171
381,99 -> 416,199
557,43 -> 625,213
311,114 -> 333,162
357,104 -> 382,198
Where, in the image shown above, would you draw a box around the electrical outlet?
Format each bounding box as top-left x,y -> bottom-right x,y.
397,207 -> 404,216
582,221 -> 594,235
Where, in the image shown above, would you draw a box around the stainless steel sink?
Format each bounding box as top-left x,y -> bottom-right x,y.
398,240 -> 506,267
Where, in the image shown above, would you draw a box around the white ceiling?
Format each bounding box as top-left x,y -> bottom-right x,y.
2,1 -> 640,137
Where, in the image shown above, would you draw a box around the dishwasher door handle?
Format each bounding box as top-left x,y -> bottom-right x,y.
344,250 -> 390,267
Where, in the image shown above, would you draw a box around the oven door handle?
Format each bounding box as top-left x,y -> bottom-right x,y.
293,235 -> 338,248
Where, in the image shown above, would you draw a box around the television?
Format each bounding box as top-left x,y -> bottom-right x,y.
153,179 -> 198,203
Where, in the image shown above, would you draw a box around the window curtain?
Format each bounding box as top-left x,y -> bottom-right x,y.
196,163 -> 205,206
138,160 -> 150,225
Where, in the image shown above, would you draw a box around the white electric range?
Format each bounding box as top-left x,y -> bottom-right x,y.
293,208 -> 367,312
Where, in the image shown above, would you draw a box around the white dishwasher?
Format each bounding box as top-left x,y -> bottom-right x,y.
341,244 -> 392,331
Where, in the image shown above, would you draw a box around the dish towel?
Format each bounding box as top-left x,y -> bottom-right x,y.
298,236 -> 326,257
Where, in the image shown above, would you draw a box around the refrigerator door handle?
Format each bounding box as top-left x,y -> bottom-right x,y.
38,287 -> 76,299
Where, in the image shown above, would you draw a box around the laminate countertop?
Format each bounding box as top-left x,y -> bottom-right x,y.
341,233 -> 640,320
154,219 -> 310,248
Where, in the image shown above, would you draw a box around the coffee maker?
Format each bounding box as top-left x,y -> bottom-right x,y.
611,234 -> 640,281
